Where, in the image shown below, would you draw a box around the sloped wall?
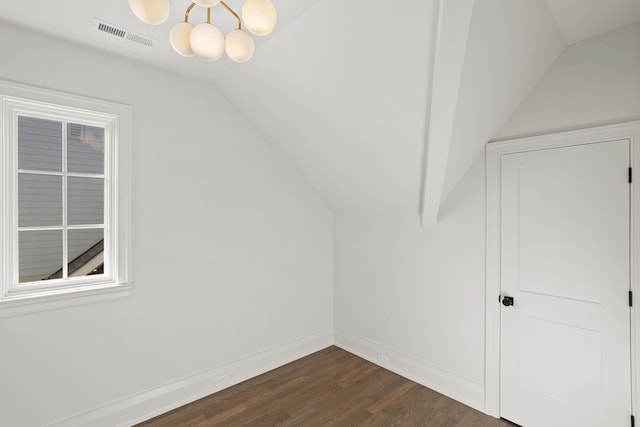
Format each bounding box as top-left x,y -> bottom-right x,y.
438,0 -> 565,203
496,22 -> 640,139
0,23 -> 333,427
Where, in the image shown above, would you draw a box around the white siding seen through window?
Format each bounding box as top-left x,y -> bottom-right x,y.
0,80 -> 132,316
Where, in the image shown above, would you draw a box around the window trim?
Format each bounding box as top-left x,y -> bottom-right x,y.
11,105 -> 112,291
0,79 -> 132,317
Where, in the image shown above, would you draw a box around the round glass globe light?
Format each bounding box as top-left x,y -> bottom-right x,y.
194,0 -> 222,6
241,0 -> 277,36
225,29 -> 255,62
170,22 -> 195,57
129,0 -> 170,25
190,23 -> 225,61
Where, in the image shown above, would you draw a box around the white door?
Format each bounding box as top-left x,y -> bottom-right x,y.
500,140 -> 632,427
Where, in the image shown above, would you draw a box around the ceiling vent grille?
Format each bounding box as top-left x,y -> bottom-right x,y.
92,18 -> 156,47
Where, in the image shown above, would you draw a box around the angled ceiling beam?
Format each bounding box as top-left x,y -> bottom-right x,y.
420,0 -> 474,225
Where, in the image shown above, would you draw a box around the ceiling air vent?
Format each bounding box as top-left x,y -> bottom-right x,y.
92,18 -> 156,47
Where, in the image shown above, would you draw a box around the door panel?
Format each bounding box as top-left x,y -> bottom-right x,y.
500,140 -> 631,427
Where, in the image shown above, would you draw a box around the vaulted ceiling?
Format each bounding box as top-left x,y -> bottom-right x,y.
0,0 -> 638,219
545,0 -> 640,44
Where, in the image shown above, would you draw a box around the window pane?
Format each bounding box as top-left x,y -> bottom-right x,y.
67,123 -> 105,174
18,173 -> 63,227
19,230 -> 63,283
68,229 -> 104,277
68,177 -> 104,225
18,116 -> 62,171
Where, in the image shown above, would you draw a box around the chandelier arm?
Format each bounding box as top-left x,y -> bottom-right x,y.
220,1 -> 242,30
206,7 -> 211,24
184,2 -> 197,22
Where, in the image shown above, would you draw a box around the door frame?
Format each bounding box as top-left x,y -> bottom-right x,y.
485,120 -> 640,418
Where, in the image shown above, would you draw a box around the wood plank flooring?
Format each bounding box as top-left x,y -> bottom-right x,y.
137,346 -> 514,427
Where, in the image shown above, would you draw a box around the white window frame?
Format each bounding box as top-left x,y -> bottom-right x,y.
0,80 -> 132,317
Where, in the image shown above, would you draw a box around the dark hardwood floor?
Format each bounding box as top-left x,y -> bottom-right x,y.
137,346 -> 514,426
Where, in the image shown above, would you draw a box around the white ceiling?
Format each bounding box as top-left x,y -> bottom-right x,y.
213,0 -> 437,212
0,0 -> 638,214
440,0 -> 566,202
545,0 -> 640,44
0,1 -> 321,84
0,0 -> 436,212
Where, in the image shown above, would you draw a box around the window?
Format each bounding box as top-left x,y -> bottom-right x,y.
1,80 -> 132,316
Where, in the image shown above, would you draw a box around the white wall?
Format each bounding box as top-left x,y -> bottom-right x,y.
0,23 -> 333,427
212,0 -> 437,213
438,0 -> 564,202
496,22 -> 640,139
334,154 -> 486,410
334,20 -> 640,415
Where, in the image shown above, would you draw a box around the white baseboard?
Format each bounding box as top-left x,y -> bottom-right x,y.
334,328 -> 485,413
49,329 -> 334,427
49,328 -> 486,426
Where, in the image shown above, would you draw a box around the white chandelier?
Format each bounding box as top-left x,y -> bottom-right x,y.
128,0 -> 277,62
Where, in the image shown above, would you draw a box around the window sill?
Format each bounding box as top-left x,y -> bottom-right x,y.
0,282 -> 133,317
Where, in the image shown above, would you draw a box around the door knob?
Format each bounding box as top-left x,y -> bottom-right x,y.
502,296 -> 514,307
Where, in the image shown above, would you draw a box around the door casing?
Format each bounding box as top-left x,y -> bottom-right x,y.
485,120 -> 640,418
